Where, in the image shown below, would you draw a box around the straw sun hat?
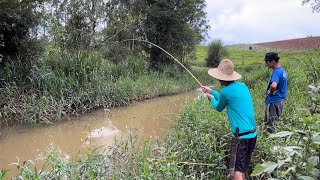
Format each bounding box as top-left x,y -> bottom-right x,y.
208,59 -> 241,81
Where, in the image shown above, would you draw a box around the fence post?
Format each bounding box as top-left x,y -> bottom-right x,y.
242,54 -> 244,65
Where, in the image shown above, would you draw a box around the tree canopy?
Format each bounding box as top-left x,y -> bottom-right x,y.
0,0 -> 209,72
139,0 -> 209,70
302,0 -> 320,13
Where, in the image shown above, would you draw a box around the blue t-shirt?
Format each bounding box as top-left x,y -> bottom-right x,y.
210,82 -> 257,139
265,66 -> 288,104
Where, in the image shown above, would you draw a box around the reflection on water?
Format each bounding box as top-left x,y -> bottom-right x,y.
0,91 -> 199,177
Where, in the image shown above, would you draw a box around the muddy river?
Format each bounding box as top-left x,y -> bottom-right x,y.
0,91 -> 199,177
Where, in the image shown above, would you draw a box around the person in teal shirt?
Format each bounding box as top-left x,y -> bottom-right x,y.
201,59 -> 257,180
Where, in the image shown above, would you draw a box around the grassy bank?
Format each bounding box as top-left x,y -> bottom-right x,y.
2,49 -> 320,179
0,49 -> 213,126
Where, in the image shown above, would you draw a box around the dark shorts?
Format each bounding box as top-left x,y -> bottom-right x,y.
232,136 -> 257,173
264,101 -> 284,126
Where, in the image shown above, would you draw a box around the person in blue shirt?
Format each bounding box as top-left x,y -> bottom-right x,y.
201,59 -> 257,180
264,52 -> 288,133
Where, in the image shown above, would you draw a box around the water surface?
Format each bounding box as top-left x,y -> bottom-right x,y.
0,91 -> 198,177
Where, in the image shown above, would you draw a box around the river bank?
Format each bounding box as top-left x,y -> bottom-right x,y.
0,52 -> 212,127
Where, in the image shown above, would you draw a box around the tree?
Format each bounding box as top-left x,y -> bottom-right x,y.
0,0 -> 43,85
0,0 -> 42,59
302,0 -> 320,13
136,0 -> 209,70
205,39 -> 229,68
44,0 -> 107,52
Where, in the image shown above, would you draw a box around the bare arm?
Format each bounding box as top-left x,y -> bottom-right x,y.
268,82 -> 277,95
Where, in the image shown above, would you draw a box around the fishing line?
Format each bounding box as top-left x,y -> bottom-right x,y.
123,39 -> 203,86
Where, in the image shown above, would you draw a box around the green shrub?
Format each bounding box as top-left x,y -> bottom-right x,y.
205,39 -> 229,68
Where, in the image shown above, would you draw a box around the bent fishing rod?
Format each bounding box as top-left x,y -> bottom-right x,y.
123,39 -> 203,87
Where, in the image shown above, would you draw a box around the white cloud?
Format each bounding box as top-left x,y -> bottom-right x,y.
204,0 -> 320,45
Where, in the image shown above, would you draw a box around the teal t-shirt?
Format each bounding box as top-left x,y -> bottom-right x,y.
210,82 -> 257,139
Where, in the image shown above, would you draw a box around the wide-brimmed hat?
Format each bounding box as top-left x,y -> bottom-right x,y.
208,59 -> 241,81
264,52 -> 280,61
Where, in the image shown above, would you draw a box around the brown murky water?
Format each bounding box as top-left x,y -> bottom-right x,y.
0,91 -> 199,177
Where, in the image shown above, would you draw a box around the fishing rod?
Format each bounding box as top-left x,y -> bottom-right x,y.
123,39 -> 203,86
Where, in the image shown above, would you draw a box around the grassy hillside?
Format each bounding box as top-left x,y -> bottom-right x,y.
190,45 -> 208,67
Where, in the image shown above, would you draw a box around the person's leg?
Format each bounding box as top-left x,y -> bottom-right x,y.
275,101 -> 284,118
264,103 -> 274,133
234,171 -> 244,180
265,102 -> 284,133
229,137 -> 240,178
234,137 -> 257,180
234,139 -> 248,179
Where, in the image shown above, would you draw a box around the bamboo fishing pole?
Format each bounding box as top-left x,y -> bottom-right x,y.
123,39 -> 203,86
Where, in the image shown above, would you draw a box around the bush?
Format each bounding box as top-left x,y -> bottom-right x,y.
100,42 -> 132,64
205,39 -> 229,68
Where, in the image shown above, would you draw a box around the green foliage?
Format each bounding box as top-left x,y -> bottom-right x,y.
308,84 -> 320,113
100,42 -> 133,64
47,0 -> 107,51
0,169 -> 9,180
138,0 -> 209,70
0,0 -> 43,86
0,0 -> 41,57
0,48 -> 211,126
252,118 -> 320,179
11,149 -> 112,179
189,45 -> 208,67
303,51 -> 320,83
205,39 -> 229,68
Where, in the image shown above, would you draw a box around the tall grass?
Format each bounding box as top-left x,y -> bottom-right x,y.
0,49 -> 212,126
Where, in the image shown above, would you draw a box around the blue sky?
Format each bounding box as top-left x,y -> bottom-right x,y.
204,0 -> 320,45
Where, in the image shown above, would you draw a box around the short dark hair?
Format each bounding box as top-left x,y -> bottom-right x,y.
264,52 -> 280,62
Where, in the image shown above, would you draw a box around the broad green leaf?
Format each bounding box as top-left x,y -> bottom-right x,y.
284,166 -> 295,175
283,146 -> 303,150
283,146 -> 303,157
269,131 -> 293,138
263,161 -> 279,173
310,168 -> 320,177
295,130 -> 307,135
307,156 -> 319,167
312,133 -> 320,145
277,157 -> 291,166
297,175 -> 315,180
252,164 -> 265,176
252,161 -> 278,176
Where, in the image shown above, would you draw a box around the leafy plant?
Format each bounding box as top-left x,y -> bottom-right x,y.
0,169 -> 9,180
252,84 -> 320,179
205,39 -> 229,68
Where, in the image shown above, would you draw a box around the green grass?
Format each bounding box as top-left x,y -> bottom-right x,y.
227,48 -> 266,66
189,45 -> 208,67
